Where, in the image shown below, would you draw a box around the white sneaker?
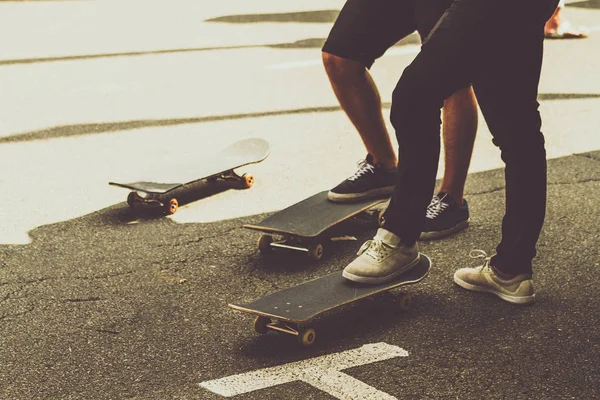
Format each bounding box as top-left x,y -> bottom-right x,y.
343,228 -> 420,284
453,250 -> 535,305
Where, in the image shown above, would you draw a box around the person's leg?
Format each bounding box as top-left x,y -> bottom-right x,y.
439,87 -> 478,203
386,0 -> 556,246
452,1 -> 559,304
322,0 -> 417,203
381,4 -> 481,246
417,87 -> 478,240
322,0 -> 418,169
344,0 -> 483,284
323,0 -> 479,210
412,0 -> 479,240
471,28 -> 549,278
322,56 -> 397,169
344,0 -> 557,289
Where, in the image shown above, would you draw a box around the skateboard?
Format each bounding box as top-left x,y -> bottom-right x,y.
229,254 -> 431,346
109,138 -> 270,214
243,191 -> 389,260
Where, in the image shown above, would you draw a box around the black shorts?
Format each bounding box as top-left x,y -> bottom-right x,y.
322,0 -> 453,69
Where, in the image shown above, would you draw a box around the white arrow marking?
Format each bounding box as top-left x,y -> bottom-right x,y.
200,342 -> 408,398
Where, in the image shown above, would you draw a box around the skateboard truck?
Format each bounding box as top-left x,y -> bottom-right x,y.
127,191 -> 179,215
254,316 -> 317,346
258,235 -> 325,260
207,170 -> 255,190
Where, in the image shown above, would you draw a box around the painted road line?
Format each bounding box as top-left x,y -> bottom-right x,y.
266,45 -> 420,70
200,342 -> 408,398
302,369 -> 397,400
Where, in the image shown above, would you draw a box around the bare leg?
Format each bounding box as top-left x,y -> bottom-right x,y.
322,52 -> 397,169
438,87 -> 478,204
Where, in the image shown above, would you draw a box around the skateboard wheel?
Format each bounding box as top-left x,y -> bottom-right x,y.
258,235 -> 273,254
167,198 -> 179,215
242,173 -> 254,189
253,316 -> 271,334
307,243 -> 324,261
126,192 -> 137,207
298,328 -> 316,347
397,294 -> 413,311
127,192 -> 140,208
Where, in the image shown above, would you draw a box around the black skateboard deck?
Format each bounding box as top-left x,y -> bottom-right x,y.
244,191 -> 389,259
109,138 -> 270,214
229,253 -> 431,346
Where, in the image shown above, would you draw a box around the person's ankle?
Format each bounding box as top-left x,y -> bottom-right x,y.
437,189 -> 464,206
370,155 -> 397,170
491,264 -> 517,280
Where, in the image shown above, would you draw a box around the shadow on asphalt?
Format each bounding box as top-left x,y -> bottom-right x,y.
1,93 -> 597,144
0,35 -> 417,66
112,180 -> 244,223
206,10 -> 340,24
568,0 -> 600,9
0,8 -> 411,67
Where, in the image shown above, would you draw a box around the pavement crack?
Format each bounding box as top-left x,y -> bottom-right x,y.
157,227 -> 240,247
0,293 -> 10,304
0,306 -> 35,321
466,178 -> 599,197
73,271 -> 134,280
63,297 -> 103,303
21,277 -> 52,285
549,178 -> 600,186
574,153 -> 600,163
465,186 -> 505,196
2,271 -> 134,287
95,329 -> 120,335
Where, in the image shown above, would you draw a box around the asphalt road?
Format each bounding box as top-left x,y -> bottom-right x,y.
0,1 -> 599,399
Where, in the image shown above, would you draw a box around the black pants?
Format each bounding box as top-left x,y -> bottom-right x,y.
382,0 -> 559,276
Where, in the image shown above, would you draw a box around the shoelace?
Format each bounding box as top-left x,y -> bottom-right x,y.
357,236 -> 392,262
348,159 -> 376,181
425,194 -> 449,219
469,249 -> 491,271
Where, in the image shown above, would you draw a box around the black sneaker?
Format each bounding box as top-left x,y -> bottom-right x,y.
419,192 -> 470,240
328,155 -> 396,203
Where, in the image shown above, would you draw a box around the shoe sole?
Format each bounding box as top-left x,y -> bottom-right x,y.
419,219 -> 469,241
328,186 -> 394,203
342,255 -> 420,284
453,272 -> 535,305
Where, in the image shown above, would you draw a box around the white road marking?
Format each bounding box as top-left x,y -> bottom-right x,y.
302,369 -> 397,400
330,236 -> 358,242
199,342 -> 407,398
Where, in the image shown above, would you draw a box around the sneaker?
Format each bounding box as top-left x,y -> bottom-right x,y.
419,192 -> 469,240
328,155 -> 396,203
343,228 -> 420,284
453,250 -> 535,304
